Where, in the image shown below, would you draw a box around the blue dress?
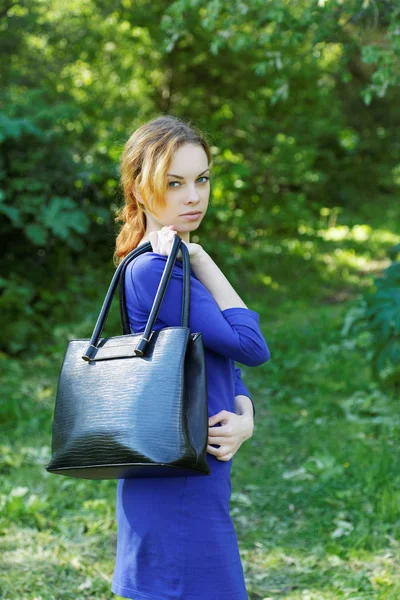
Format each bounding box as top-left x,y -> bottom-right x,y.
111,251 -> 270,600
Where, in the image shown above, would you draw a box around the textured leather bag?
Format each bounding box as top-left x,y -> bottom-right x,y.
45,235 -> 211,480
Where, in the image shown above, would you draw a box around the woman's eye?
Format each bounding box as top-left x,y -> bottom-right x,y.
168,176 -> 210,189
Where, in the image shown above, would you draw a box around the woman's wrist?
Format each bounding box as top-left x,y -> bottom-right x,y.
235,396 -> 254,437
234,395 -> 254,418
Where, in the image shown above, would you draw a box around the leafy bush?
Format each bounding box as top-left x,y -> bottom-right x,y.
342,244 -> 400,391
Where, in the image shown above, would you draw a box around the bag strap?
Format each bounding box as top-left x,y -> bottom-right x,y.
119,236 -> 190,335
119,238 -> 190,336
82,235 -> 190,361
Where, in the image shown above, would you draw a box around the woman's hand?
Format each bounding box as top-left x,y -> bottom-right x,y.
207,410 -> 254,461
149,225 -> 204,261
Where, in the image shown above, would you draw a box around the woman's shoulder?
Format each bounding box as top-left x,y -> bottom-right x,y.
127,250 -> 171,271
125,250 -> 188,283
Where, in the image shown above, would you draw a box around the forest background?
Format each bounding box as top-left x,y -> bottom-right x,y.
1,1 -> 400,598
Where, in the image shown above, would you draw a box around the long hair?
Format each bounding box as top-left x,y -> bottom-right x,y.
113,115 -> 213,266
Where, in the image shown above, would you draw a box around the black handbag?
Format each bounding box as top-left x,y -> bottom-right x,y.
45,235 -> 211,480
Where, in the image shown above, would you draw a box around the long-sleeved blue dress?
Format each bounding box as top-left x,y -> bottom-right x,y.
111,250 -> 270,600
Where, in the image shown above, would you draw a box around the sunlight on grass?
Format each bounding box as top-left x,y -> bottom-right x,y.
318,248 -> 389,273
253,222 -> 400,301
240,544 -> 400,598
1,525 -> 116,599
298,223 -> 399,246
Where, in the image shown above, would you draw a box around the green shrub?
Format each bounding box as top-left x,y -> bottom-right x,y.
342,244 -> 400,391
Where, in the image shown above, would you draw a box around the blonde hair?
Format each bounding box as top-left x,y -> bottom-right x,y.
113,115 -> 212,266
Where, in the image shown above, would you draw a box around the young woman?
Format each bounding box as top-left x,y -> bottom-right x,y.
112,115 -> 270,600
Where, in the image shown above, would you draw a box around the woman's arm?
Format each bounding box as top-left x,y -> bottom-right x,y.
128,253 -> 270,366
190,248 -> 248,311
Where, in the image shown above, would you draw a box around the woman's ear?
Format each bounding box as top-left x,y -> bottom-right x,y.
132,187 -> 144,205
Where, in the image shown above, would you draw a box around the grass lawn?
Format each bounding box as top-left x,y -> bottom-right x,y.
1,205 -> 400,599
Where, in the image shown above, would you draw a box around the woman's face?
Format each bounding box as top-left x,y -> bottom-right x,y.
138,142 -> 210,240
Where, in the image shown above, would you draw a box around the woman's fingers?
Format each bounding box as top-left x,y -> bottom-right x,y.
207,445 -> 233,461
208,436 -> 229,445
208,425 -> 233,437
207,444 -> 230,456
149,226 -> 177,255
208,427 -> 234,446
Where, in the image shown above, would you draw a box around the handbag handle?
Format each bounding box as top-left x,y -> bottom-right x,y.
82,235 -> 191,361
119,236 -> 191,338
118,237 -> 190,336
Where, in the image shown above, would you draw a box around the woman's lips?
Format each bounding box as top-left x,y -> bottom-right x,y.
180,212 -> 201,221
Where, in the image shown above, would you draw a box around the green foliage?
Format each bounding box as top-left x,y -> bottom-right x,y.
342,244 -> 400,390
1,0 -> 400,357
0,109 -> 92,248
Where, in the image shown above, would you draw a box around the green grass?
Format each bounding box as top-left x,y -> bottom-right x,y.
1,205 -> 400,599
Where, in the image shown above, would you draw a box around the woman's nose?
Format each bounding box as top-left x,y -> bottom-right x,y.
187,184 -> 201,201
